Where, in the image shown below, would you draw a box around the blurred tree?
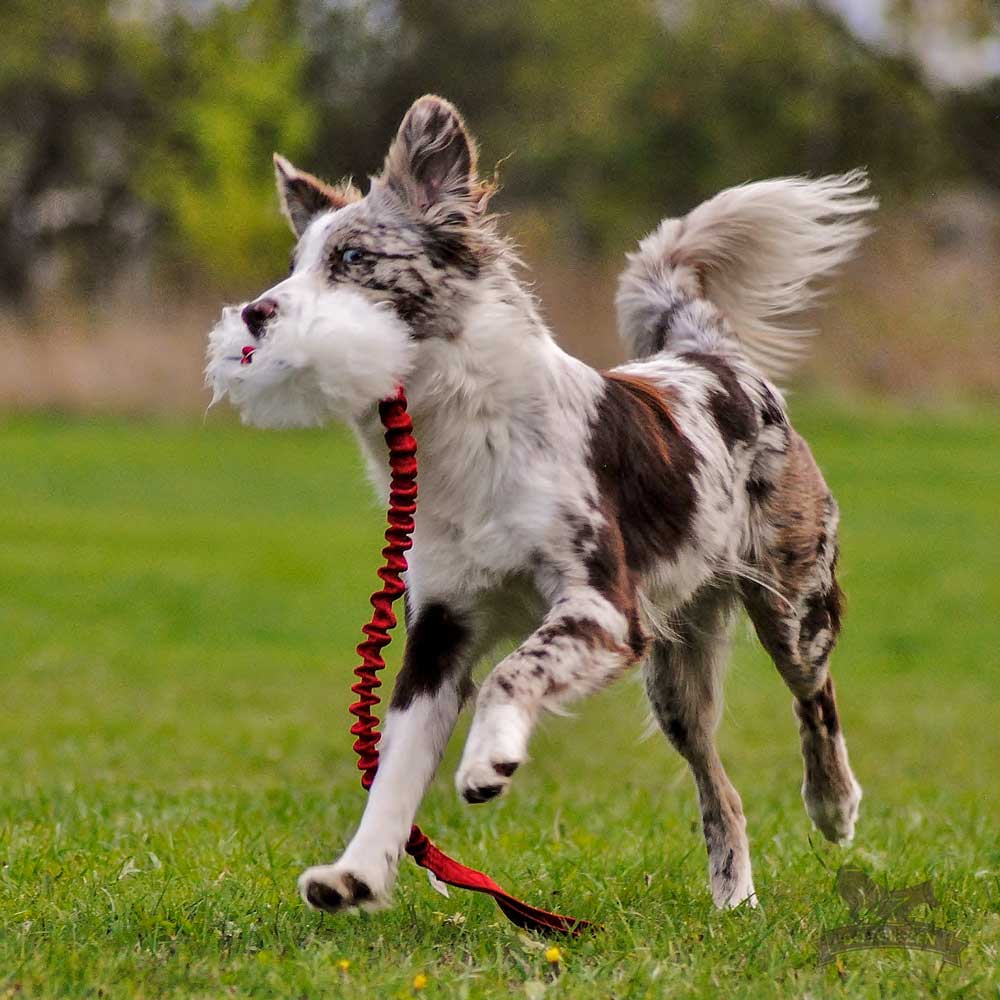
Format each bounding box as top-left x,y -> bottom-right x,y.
298,0 -> 529,186
946,76 -> 1000,190
137,0 -> 318,290
0,0 -> 159,306
497,0 -> 954,254
0,0 -> 992,302
886,0 -> 1000,38
499,0 -> 668,255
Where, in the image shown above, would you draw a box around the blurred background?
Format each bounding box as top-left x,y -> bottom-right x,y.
2,7 -> 998,993
2,0 -> 999,412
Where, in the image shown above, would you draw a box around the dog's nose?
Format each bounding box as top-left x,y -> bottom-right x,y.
241,298 -> 278,339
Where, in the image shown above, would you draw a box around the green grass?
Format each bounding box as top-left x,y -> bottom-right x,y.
1,402 -> 998,999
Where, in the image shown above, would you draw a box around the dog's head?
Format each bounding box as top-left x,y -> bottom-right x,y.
206,95 -> 497,428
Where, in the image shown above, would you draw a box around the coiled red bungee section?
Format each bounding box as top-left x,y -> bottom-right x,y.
349,390 -> 417,789
345,388 -> 593,936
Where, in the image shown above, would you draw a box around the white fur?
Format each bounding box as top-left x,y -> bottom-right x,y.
206,281 -> 415,428
352,275 -> 605,607
299,686 -> 463,911
616,171 -> 877,375
455,701 -> 532,799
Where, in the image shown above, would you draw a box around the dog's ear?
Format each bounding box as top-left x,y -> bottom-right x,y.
382,95 -> 493,218
273,154 -> 361,237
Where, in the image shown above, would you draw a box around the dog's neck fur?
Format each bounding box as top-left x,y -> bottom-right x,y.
352,256 -> 601,604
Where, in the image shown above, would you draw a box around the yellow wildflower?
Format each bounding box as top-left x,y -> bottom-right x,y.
337,958 -> 350,972
544,945 -> 562,965
412,972 -> 429,990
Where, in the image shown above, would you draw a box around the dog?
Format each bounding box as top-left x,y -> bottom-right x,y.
207,95 -> 874,914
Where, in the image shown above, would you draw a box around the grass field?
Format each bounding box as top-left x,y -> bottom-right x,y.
1,401 -> 998,999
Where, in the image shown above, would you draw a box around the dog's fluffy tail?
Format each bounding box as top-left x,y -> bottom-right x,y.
615,171 -> 877,376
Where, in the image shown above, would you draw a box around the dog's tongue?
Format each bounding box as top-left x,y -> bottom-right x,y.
240,345 -> 255,365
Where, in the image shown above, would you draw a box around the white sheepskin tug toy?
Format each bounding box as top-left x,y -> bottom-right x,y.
206,286 -> 415,429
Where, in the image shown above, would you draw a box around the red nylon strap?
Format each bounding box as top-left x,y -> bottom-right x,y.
346,388 -> 592,936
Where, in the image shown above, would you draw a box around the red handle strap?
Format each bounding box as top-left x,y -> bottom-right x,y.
346,389 -> 593,936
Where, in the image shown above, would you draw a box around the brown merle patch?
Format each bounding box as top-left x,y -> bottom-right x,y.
305,880 -> 343,911
746,476 -> 774,504
589,373 -> 700,573
342,873 -> 373,902
796,675 -> 841,736
420,221 -> 481,278
576,512 -> 624,597
754,432 -> 839,596
719,847 -> 735,881
682,352 -> 758,451
740,433 -> 845,683
799,577 -> 845,664
665,717 -> 688,749
535,615 -> 622,653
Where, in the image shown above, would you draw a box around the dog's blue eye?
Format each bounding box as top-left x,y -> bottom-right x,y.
342,248 -> 365,264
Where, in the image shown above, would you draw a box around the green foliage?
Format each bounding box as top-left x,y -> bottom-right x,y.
1,403 -> 999,997
499,0 -> 668,254
494,0 -> 953,253
0,0 -> 994,297
137,0 -> 317,289
0,0 -> 159,298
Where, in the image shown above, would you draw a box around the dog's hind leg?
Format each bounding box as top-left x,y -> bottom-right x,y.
299,601 -> 478,913
742,431 -> 861,844
646,590 -> 757,908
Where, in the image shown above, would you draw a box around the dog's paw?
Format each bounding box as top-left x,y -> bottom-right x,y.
712,872 -> 758,910
455,757 -> 520,804
456,702 -> 529,804
708,844 -> 758,910
717,884 -> 759,910
804,774 -> 862,845
297,860 -> 393,914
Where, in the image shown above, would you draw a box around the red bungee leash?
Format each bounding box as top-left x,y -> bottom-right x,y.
347,387 -> 592,935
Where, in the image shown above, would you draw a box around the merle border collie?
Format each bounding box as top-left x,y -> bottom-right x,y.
207,95 -> 875,914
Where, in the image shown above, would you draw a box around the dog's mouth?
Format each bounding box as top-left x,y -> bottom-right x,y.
223,344 -> 257,366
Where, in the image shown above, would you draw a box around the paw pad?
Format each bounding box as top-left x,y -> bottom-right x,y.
462,784 -> 503,804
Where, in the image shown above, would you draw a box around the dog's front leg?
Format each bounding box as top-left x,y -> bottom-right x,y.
299,601 -> 475,913
456,585 -> 644,803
